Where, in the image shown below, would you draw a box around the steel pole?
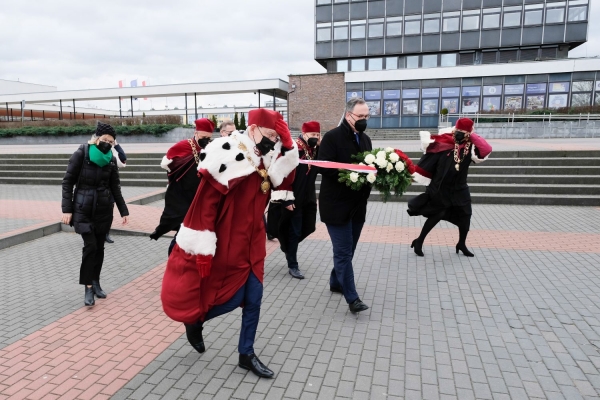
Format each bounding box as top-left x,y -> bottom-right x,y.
185,93 -> 188,124
119,97 -> 122,118
73,99 -> 76,119
194,93 -> 198,120
130,96 -> 134,117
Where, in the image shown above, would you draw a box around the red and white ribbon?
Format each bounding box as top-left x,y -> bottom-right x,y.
299,159 -> 377,174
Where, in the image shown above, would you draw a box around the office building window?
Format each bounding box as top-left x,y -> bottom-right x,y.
572,81 -> 593,92
337,60 -> 349,72
546,7 -> 565,24
504,11 -> 522,27
368,19 -> 384,38
572,93 -> 591,107
441,53 -> 457,67
351,59 -> 365,71
317,0 -> 331,4
369,58 -> 383,70
524,7 -> 543,25
422,55 -> 438,68
317,27 -> 331,41
424,14 -> 440,34
351,20 -> 366,39
483,14 -> 500,29
386,17 -> 403,36
568,6 -> 588,22
405,16 -> 421,35
406,56 -> 419,69
385,57 -> 398,70
334,25 -> 348,40
462,11 -> 480,31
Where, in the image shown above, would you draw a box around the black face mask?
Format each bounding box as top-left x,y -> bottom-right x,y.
354,118 -> 368,133
256,135 -> 276,156
97,141 -> 112,154
307,137 -> 319,148
197,137 -> 211,148
454,131 -> 466,143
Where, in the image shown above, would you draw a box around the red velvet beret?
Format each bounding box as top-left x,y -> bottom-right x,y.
301,120 -> 321,133
248,108 -> 282,131
455,118 -> 474,133
195,118 -> 215,133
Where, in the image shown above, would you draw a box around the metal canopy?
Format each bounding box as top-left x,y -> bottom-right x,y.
0,78 -> 289,105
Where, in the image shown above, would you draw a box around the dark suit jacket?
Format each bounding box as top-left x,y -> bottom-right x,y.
317,118 -> 372,225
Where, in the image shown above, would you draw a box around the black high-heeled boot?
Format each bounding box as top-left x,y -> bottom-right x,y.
456,243 -> 474,257
92,281 -> 107,298
84,286 -> 95,306
411,239 -> 424,257
185,322 -> 206,353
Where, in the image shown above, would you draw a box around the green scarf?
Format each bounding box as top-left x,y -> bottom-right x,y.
89,144 -> 113,167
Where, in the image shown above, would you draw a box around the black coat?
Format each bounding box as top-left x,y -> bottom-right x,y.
317,119 -> 372,225
61,144 -> 129,234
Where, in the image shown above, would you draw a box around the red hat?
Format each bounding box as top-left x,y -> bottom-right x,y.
195,118 -> 215,133
455,118 -> 474,133
248,108 -> 282,131
301,121 -> 321,133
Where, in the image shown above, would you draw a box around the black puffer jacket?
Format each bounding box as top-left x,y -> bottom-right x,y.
61,144 -> 129,234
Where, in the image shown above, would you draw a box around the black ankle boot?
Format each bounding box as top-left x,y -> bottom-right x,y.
456,243 -> 474,257
84,286 -> 95,306
91,281 -> 107,298
185,322 -> 205,353
411,239 -> 424,257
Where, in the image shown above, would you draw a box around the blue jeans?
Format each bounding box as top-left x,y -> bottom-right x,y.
285,208 -> 304,269
202,272 -> 263,355
326,217 -> 365,304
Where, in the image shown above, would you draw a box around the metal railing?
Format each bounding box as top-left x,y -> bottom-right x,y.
441,113 -> 600,125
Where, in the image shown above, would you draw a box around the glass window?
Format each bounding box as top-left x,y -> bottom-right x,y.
402,89 -> 420,99
385,57 -> 398,70
351,59 -> 365,71
568,6 -> 588,22
369,58 -> 383,70
351,25 -> 366,39
596,93 -> 600,106
524,10 -> 542,25
441,53 -> 457,67
406,56 -> 419,69
405,20 -> 421,35
463,16 -> 480,30
317,0 -> 331,4
546,8 -> 565,24
387,22 -> 402,36
527,95 -> 545,110
483,14 -> 500,28
422,99 -> 439,114
334,26 -> 348,40
572,81 -> 593,92
424,19 -> 440,33
317,28 -> 331,41
422,55 -> 438,68
369,24 -> 384,38
504,12 -> 521,27
337,60 -> 348,72
571,93 -> 591,107
443,17 -> 459,32
462,86 -> 481,97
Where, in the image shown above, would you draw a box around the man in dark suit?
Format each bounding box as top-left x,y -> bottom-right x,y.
317,98 -> 372,313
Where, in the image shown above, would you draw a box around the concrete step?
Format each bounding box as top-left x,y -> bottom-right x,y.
0,176 -> 167,187
1,170 -> 167,180
468,166 -> 600,175
483,158 -> 600,167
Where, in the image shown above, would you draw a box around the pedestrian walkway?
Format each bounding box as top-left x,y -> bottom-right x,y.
0,183 -> 599,399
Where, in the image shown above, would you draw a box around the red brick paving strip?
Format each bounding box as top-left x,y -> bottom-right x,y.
0,241 -> 280,400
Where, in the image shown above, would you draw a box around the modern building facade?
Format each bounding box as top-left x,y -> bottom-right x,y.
314,0 -> 597,128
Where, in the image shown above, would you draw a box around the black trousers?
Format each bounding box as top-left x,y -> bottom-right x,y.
285,208 -> 304,269
79,231 -> 106,285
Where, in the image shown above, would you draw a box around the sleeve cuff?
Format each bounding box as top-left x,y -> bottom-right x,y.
270,190 -> 295,202
160,156 -> 172,172
175,224 -> 217,256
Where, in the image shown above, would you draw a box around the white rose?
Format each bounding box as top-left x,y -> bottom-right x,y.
376,151 -> 387,160
385,147 -> 394,153
364,154 -> 376,165
395,162 -> 405,172
388,153 -> 400,163
376,158 -> 388,168
367,173 -> 376,183
386,162 -> 394,172
359,162 -> 366,166
349,172 -> 359,183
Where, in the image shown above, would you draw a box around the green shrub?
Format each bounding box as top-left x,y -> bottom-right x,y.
0,124 -> 181,138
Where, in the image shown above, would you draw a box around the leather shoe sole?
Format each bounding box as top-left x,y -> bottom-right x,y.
330,286 -> 343,293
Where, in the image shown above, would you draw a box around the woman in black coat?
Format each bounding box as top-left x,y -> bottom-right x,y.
61,122 -> 129,306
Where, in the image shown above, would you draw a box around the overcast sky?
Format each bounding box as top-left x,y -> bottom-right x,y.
1,0 -> 598,110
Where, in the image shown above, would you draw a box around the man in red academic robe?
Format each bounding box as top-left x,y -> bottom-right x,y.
150,118 -> 215,254
161,109 -> 298,378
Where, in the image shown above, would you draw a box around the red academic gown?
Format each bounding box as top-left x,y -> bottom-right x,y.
161,132 -> 298,325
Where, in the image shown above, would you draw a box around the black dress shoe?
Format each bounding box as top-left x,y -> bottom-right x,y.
349,298 -> 369,313
411,238 -> 424,257
185,323 -> 205,353
91,280 -> 107,298
330,286 -> 343,293
239,353 -> 274,378
288,267 -> 305,279
84,286 -> 95,306
105,234 -> 114,244
456,243 -> 475,257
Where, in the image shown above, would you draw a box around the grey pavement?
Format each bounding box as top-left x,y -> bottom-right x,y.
0,183 -> 163,202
